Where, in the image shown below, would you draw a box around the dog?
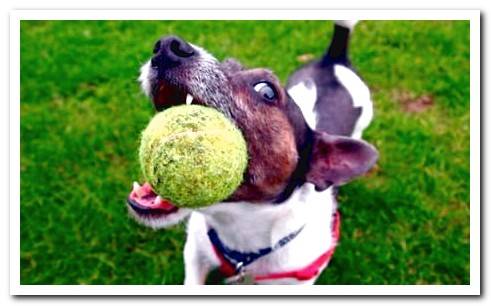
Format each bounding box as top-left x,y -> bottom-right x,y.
128,20 -> 378,285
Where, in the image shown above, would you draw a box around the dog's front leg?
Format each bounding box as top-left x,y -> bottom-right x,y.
183,235 -> 210,285
183,212 -> 218,285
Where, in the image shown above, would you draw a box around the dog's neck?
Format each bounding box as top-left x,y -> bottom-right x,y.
200,183 -> 336,251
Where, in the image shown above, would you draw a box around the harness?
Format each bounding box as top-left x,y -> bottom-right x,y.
207,211 -> 341,284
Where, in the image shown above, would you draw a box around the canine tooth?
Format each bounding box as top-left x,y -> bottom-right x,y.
155,196 -> 163,205
186,93 -> 193,105
133,182 -> 146,197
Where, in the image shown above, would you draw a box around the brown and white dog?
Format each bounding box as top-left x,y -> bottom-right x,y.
128,20 -> 378,285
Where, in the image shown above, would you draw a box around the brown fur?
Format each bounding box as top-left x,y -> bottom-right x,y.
226,70 -> 299,202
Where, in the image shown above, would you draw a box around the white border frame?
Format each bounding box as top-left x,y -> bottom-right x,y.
10,9 -> 480,296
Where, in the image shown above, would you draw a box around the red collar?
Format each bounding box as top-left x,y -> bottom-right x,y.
212,210 -> 341,283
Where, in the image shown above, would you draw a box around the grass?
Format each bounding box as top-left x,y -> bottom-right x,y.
20,20 -> 470,285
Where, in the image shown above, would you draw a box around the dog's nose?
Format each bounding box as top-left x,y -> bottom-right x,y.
151,36 -> 195,68
154,36 -> 195,57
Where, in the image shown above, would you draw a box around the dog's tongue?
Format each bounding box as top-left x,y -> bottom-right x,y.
129,182 -> 176,211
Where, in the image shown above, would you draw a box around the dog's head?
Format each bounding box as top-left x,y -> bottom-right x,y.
129,36 -> 377,228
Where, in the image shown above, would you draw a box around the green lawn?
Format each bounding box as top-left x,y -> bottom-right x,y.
20,20 -> 470,285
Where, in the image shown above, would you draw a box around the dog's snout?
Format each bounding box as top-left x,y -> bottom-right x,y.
152,36 -> 195,68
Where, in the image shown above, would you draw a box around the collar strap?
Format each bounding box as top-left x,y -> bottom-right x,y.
207,224 -> 305,274
211,210 -> 340,282
255,211 -> 340,282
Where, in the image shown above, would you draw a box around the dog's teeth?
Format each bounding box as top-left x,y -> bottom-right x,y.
133,182 -> 146,197
186,93 -> 193,105
155,196 -> 163,205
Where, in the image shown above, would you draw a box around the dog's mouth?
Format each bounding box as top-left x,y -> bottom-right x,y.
127,182 -> 179,217
152,80 -> 205,111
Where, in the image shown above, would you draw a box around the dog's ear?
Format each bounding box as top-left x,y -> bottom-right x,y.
306,131 -> 378,191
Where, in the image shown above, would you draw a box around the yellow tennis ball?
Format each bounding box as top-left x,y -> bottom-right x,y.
139,105 -> 248,208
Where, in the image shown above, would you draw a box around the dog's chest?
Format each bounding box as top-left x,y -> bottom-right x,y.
198,184 -> 338,284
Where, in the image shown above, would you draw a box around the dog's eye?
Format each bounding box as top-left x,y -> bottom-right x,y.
254,82 -> 277,101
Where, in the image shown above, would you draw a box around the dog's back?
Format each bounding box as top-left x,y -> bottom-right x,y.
287,20 -> 373,140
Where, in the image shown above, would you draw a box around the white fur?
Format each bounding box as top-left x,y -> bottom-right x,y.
334,65 -> 373,139
138,60 -> 153,97
183,184 -> 337,284
128,206 -> 191,230
287,79 -> 318,129
335,20 -> 359,31
184,212 -> 220,284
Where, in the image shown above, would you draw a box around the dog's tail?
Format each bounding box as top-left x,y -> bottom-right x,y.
321,20 -> 359,65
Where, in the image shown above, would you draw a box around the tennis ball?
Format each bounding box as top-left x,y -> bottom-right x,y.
139,105 -> 248,208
